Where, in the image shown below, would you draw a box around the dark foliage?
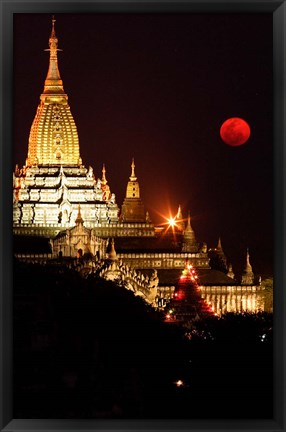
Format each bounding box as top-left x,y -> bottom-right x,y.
13,259 -> 273,419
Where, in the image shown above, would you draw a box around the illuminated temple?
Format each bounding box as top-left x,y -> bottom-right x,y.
13,19 -> 268,314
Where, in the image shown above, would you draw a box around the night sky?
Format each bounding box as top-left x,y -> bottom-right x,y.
13,13 -> 273,277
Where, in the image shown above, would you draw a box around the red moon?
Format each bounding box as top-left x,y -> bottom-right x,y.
220,117 -> 251,146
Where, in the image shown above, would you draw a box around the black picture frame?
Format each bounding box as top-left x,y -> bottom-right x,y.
1,1 -> 285,431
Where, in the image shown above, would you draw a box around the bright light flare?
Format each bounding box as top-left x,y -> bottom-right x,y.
175,380 -> 184,387
168,217 -> 176,227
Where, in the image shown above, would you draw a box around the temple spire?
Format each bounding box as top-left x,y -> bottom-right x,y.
51,15 -> 56,38
175,205 -> 185,231
227,263 -> 235,279
108,238 -> 117,261
216,237 -> 226,262
130,158 -> 137,181
184,211 -> 195,235
241,248 -> 254,285
101,164 -> 107,185
186,211 -> 192,229
122,158 -> 145,222
26,16 -> 80,166
75,204 -> 84,225
176,205 -> 183,220
245,248 -> 253,272
43,16 -> 64,94
182,210 -> 197,252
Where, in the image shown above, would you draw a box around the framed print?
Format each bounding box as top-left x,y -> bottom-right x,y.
1,1 -> 285,432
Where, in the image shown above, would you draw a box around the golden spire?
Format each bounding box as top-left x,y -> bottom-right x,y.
176,205 -> 183,220
227,263 -> 235,279
241,248 -> 254,285
101,164 -> 107,185
43,16 -> 64,94
245,248 -> 253,272
26,17 -> 81,167
122,158 -> 145,221
185,211 -> 194,232
182,210 -> 197,252
108,238 -> 117,261
216,237 -> 226,263
130,158 -> 137,181
75,204 -> 84,225
175,205 -> 185,231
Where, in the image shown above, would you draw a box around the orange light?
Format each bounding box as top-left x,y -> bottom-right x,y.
168,217 -> 176,227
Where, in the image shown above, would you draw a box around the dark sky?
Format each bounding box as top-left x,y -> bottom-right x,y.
13,13 -> 273,277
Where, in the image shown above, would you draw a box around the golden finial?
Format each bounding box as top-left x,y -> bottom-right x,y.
176,205 -> 183,222
75,204 -> 83,225
108,238 -> 117,261
51,16 -> 56,38
47,15 -> 59,49
246,248 -> 251,268
243,248 -> 254,277
43,15 -> 64,94
102,164 -> 107,185
187,211 -> 191,227
130,158 -> 137,181
184,210 -> 195,235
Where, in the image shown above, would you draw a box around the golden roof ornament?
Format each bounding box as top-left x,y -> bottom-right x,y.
176,205 -> 183,220
245,248 -> 253,272
75,204 -> 84,225
130,158 -> 137,181
108,238 -> 117,261
185,211 -> 194,233
217,237 -> 223,250
227,263 -> 235,279
175,205 -> 185,231
101,164 -> 107,185
241,248 -> 254,285
43,16 -> 64,94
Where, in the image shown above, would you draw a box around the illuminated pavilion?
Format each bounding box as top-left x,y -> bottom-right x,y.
13,19 -> 266,314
